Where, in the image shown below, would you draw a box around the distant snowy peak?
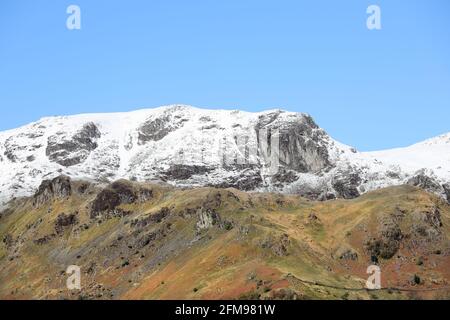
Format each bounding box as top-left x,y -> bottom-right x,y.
365,132 -> 450,181
0,104 -> 449,207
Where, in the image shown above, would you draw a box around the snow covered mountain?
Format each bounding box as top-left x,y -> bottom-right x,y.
0,105 -> 449,207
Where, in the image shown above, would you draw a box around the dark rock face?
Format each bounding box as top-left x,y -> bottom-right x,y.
109,181 -> 137,204
135,228 -> 167,249
412,207 -> 443,240
51,176 -> 72,198
33,175 -> 72,207
55,213 -> 78,234
77,183 -> 90,194
339,249 -> 358,261
424,207 -> 443,229
406,174 -> 450,203
131,207 -> 171,229
196,208 -> 221,230
407,174 -> 442,193
34,235 -> 54,245
195,207 -> 232,231
365,211 -> 405,260
271,169 -> 299,187
137,188 -> 153,203
138,116 -> 173,143
4,149 -> 18,163
365,224 -> 403,260
442,183 -> 450,204
2,135 -> 36,164
213,172 -> 263,191
46,122 -> 101,167
162,165 -> 213,181
138,113 -> 188,144
2,234 -> 14,249
261,234 -> 290,257
91,188 -> 121,217
318,193 -> 336,201
366,206 -> 445,261
332,173 -> 361,199
292,184 -> 325,201
256,112 -> 331,173
90,180 -> 153,218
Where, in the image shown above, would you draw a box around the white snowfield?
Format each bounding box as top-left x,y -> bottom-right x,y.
0,105 -> 449,208
365,133 -> 450,180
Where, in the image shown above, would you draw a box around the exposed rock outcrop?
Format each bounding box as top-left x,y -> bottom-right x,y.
55,212 -> 78,234
332,173 -> 361,199
407,173 -> 450,204
441,183 -> 450,204
365,206 -> 446,261
33,175 -> 72,207
260,233 -> 290,257
90,180 -> 153,218
407,173 -> 442,194
256,112 -> 332,173
46,122 -> 101,167
212,168 -> 263,191
162,165 -> 213,181
138,110 -> 188,144
131,207 -> 171,229
196,208 -> 222,231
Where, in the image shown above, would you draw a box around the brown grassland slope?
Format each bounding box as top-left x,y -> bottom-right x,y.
0,177 -> 449,300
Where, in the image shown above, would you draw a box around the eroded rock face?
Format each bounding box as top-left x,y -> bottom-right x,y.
131,207 -> 170,229
212,168 -> 263,191
260,234 -> 290,257
162,165 -> 213,181
411,207 -> 443,240
365,223 -> 402,260
55,212 -> 78,234
138,112 -> 188,144
339,249 -> 358,261
196,208 -> 220,230
407,173 -> 442,194
365,206 -> 446,261
406,173 -> 450,203
33,175 -> 72,207
256,113 -> 331,173
91,188 -> 121,217
90,180 -> 153,218
443,183 -> 450,204
332,173 -> 361,199
271,169 -> 299,188
46,122 -> 101,167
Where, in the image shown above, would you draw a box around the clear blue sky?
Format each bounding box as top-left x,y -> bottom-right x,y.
0,0 -> 449,151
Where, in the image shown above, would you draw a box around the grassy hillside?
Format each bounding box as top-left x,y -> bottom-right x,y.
0,178 -> 449,300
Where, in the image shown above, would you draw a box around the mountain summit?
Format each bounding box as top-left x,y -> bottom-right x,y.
0,105 -> 449,206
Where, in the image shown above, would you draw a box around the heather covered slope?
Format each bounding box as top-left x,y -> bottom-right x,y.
0,177 -> 449,300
